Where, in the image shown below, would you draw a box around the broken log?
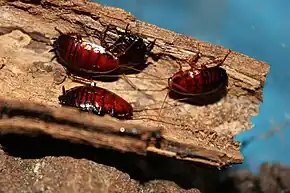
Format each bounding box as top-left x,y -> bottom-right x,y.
0,0 -> 269,168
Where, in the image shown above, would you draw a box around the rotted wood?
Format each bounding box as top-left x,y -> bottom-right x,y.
0,0 -> 270,168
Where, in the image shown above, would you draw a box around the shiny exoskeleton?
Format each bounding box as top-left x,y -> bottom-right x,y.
58,83 -> 133,119
100,24 -> 156,65
168,66 -> 229,95
50,28 -> 120,76
169,46 -> 231,96
155,45 -> 231,119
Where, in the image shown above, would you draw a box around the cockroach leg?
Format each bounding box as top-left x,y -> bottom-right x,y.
79,23 -> 97,44
124,24 -> 130,34
100,24 -> 113,47
54,27 -> 64,35
69,75 -> 94,85
176,60 -> 184,72
188,43 -> 202,70
200,49 -> 231,68
146,38 -> 156,53
121,74 -> 156,101
156,91 -> 169,123
115,40 -> 138,58
49,55 -> 57,61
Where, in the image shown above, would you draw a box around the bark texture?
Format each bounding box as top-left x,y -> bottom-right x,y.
0,0 -> 270,192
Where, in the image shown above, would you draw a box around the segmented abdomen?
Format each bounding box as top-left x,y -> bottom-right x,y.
169,67 -> 228,95
198,67 -> 227,88
55,35 -> 119,74
58,85 -> 133,119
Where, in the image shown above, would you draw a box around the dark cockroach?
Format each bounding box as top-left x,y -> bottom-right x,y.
99,23 -> 156,66
58,83 -> 133,120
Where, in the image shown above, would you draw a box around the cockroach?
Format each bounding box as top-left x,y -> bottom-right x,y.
156,44 -> 231,113
99,23 -> 156,66
58,83 -> 133,120
134,43 -> 231,98
58,82 -> 184,133
50,27 -> 157,85
168,46 -> 230,96
129,43 -> 231,120
58,82 -> 179,120
58,83 -> 176,147
50,28 -> 120,77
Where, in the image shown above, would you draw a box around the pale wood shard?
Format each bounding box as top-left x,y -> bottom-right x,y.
0,0 -> 270,168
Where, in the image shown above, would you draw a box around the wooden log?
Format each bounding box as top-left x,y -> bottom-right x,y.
0,0 -> 270,168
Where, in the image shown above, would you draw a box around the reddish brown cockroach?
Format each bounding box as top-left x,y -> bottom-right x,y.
167,44 -> 230,97
157,43 -> 231,115
123,43 -> 231,119
58,83 -> 181,123
58,83 -> 179,146
50,28 -> 120,77
59,83 -> 133,120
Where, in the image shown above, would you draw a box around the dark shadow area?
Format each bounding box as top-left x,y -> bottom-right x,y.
168,85 -> 228,106
52,55 -> 152,83
215,162 -> 290,193
25,40 -> 49,54
0,26 -> 19,36
18,0 -> 42,5
147,52 -> 162,62
0,132 -> 222,192
216,168 -> 261,193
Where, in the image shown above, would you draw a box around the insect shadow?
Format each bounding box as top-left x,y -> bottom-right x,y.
0,131 -> 222,192
53,57 -> 153,83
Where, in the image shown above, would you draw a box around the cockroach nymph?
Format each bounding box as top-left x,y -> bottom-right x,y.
58,83 -> 133,120
50,28 -> 120,77
168,47 -> 230,96
143,43 -> 231,119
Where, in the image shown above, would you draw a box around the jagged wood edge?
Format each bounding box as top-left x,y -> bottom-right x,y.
0,97 -> 242,167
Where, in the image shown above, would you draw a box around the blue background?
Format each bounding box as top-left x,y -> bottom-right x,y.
92,0 -> 290,173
